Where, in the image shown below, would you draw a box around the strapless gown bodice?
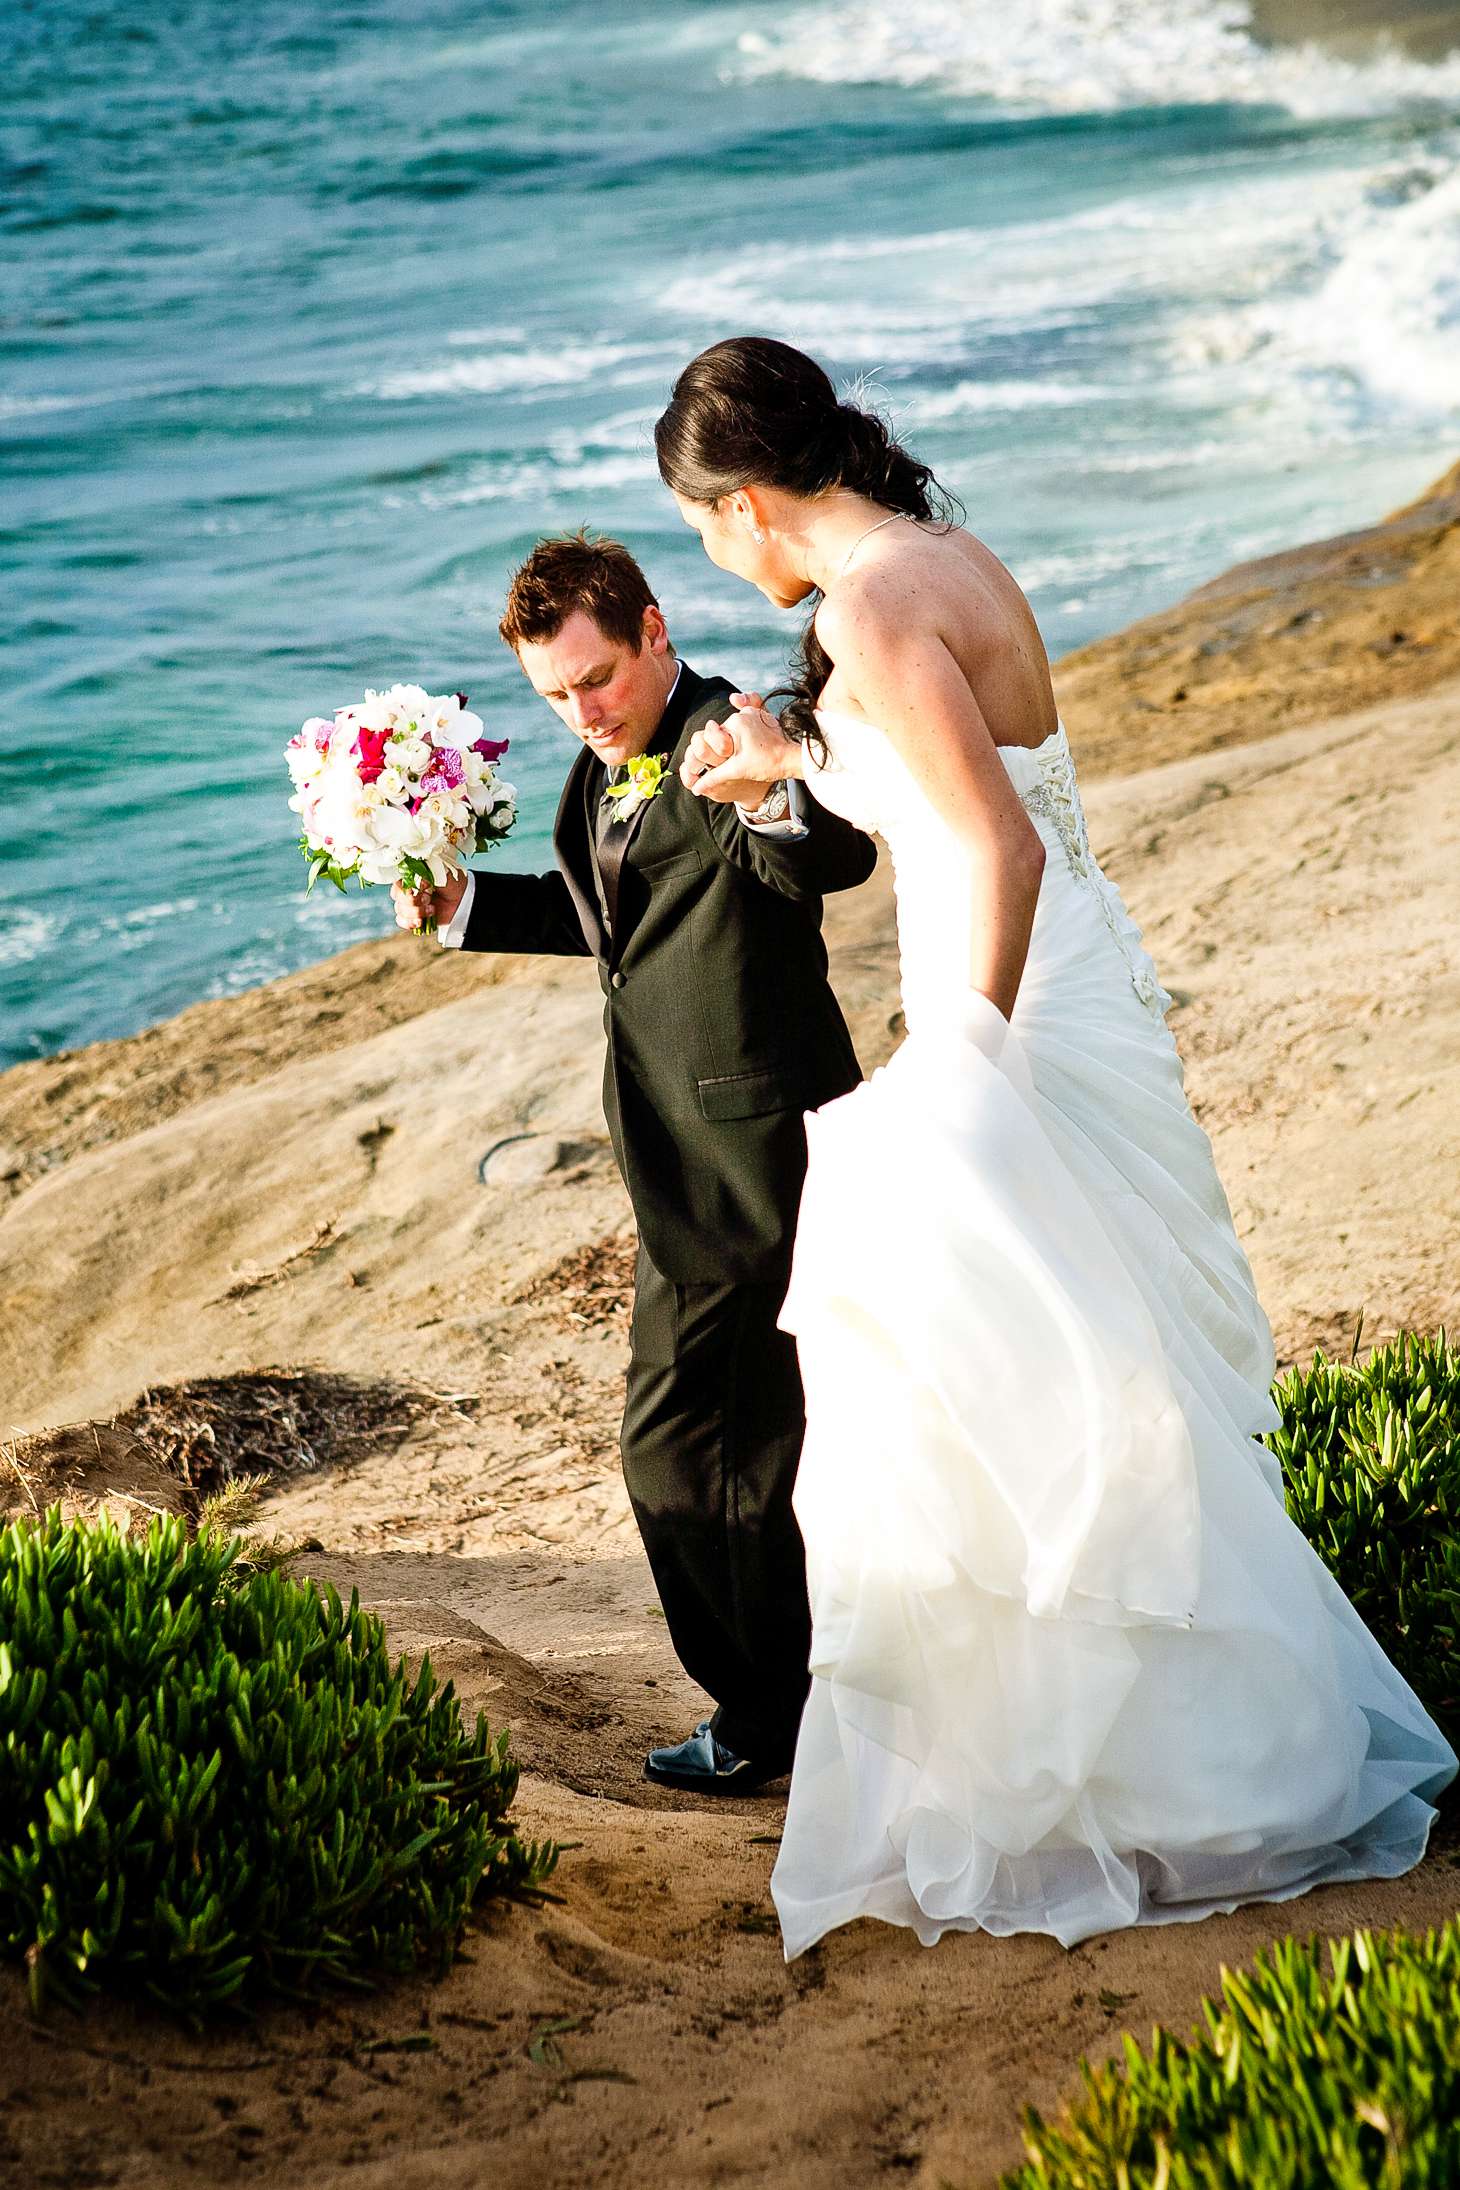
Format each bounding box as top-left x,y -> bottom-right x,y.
806,707 -> 1169,1035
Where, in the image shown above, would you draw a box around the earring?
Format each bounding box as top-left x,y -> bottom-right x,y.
751,525 -> 765,544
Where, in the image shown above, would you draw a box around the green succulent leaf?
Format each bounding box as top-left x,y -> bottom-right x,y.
1002,1327 -> 1460,2189
0,1510 -> 556,2022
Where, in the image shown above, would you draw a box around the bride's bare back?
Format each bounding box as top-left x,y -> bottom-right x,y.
816,517 -> 1059,754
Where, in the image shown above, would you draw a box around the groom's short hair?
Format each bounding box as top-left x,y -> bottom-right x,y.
499,529 -> 666,656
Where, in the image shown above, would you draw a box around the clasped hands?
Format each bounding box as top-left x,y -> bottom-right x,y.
680,692 -> 799,808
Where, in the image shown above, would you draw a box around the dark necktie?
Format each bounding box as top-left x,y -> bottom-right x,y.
593,768 -> 633,938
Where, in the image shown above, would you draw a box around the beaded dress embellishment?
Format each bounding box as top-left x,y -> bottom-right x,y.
1022,735 -> 1169,1016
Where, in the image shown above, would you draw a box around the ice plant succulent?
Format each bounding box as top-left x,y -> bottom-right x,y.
0,1508 -> 557,2020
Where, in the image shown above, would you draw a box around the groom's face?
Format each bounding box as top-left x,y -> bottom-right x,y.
514,606 -> 676,769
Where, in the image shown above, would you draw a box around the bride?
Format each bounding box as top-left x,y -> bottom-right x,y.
654,335 -> 1456,1959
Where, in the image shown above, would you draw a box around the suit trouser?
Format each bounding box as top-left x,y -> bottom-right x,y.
621,1242 -> 812,1766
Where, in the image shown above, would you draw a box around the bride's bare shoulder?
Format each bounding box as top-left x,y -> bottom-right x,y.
818,523 -> 1014,659
816,523 -> 1055,745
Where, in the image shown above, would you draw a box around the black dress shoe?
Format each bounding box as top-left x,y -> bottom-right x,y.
644,1719 -> 790,1794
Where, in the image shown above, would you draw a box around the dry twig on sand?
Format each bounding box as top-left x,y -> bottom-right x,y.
110,1369 -> 439,1498
515,1234 -> 638,1331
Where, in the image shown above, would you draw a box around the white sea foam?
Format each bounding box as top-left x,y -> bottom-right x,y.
290,892 -> 379,931
430,452 -> 655,508
0,907 -> 49,971
1202,156 -> 1460,416
655,577 -> 787,635
909,378 -> 1120,420
660,224 -> 1010,354
657,170 -> 1372,361
731,0 -> 1460,118
0,382 -> 179,421
92,899 -> 207,955
359,340 -> 676,402
368,406 -> 658,510
445,322 -> 530,348
1012,536 -> 1155,589
114,899 -> 202,928
562,405 -> 655,452
0,391 -> 91,421
1069,439 -> 1236,472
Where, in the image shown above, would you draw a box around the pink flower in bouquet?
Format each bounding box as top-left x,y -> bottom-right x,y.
355,726 -> 390,783
420,745 -> 465,793
472,734 -> 510,763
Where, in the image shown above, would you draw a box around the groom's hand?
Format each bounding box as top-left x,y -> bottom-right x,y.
391,873 -> 467,933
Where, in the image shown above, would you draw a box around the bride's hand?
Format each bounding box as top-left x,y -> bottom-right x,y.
680,693 -> 799,806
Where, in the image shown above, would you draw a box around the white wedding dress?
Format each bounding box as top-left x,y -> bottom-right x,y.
771,707 -> 1456,1959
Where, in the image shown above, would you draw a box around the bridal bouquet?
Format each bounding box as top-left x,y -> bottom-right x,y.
287,684 -> 516,926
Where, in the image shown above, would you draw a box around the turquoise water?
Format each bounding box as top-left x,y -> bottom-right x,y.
3,0 -> 1458,1067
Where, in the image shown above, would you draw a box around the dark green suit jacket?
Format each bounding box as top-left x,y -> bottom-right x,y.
460,661 -> 877,1281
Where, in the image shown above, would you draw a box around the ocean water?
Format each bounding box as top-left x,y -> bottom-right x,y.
3,0 -> 1458,1068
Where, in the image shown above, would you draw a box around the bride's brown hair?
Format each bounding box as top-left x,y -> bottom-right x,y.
654,336 -> 959,748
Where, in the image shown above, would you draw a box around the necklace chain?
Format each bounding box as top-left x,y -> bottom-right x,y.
837,510 -> 914,580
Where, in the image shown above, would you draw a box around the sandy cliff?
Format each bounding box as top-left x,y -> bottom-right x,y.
2,464 -> 1459,2189
1252,0 -> 1460,60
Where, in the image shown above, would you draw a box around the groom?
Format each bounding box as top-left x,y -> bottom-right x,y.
395,530 -> 876,1791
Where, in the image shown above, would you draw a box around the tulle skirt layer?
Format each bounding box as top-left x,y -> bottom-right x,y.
771,967 -> 1455,1959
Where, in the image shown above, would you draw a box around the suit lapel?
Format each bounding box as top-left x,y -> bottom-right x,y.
608,661 -> 711,874
549,663 -> 728,963
552,747 -> 610,959
595,663 -> 722,950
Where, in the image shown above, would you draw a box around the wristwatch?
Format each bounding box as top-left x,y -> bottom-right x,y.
744,781 -> 791,825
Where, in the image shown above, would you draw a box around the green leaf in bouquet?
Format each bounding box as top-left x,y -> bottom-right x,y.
395,854 -> 444,938
299,835 -> 355,895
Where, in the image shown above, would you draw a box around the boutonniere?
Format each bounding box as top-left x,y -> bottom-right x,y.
603,751 -> 668,823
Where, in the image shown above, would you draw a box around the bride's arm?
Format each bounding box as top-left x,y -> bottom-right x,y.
815,586 -> 1046,1023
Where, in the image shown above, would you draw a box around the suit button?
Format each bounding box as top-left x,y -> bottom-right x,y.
611,970 -> 626,990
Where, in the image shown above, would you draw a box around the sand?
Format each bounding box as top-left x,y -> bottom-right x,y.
1252,0 -> 1460,59
3,464 -> 1460,2187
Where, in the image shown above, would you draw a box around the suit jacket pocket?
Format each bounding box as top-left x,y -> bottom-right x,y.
636,848 -> 703,880
697,1067 -> 801,1121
